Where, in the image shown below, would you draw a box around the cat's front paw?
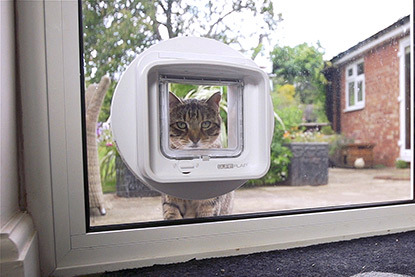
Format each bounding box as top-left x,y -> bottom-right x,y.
162,203 -> 184,220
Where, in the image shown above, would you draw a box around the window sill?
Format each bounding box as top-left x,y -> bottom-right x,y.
398,154 -> 412,162
0,212 -> 40,276
343,105 -> 365,113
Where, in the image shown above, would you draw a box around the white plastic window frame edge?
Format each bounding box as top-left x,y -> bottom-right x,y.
344,59 -> 365,112
23,1 -> 415,275
398,36 -> 412,162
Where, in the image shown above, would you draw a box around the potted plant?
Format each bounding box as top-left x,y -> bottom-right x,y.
281,128 -> 332,186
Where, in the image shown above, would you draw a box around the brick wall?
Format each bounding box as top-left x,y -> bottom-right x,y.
339,40 -> 400,167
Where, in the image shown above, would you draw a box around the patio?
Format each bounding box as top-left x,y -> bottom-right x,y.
90,167 -> 411,226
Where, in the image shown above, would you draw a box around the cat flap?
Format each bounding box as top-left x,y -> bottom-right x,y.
159,76 -> 244,160
111,36 -> 274,200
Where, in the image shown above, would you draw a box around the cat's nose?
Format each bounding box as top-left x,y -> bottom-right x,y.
189,134 -> 200,144
190,137 -> 200,144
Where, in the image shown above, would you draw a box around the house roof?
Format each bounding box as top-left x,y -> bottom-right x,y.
331,15 -> 410,65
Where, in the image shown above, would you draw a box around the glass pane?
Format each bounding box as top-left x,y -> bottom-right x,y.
357,62 -> 364,75
348,82 -> 355,106
82,1 -> 413,228
357,81 -> 363,102
158,78 -> 243,158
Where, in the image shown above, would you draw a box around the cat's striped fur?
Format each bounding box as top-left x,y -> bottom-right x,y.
162,92 -> 234,220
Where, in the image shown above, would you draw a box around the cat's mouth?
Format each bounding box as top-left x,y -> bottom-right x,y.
188,143 -> 200,148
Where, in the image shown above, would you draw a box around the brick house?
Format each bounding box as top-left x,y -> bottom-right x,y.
325,16 -> 411,167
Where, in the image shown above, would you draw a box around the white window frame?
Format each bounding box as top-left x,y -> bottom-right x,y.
19,1 -> 414,276
345,59 -> 365,112
398,36 -> 412,162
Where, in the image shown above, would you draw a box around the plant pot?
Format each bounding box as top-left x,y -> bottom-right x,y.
282,142 -> 329,186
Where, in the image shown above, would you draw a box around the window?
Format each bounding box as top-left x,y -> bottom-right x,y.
19,1 -> 414,275
80,0 -> 413,233
345,60 -> 365,111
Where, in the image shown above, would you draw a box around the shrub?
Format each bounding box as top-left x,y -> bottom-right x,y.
395,160 -> 410,169
246,83 -> 303,186
246,126 -> 292,186
321,125 -> 335,135
97,122 -> 118,192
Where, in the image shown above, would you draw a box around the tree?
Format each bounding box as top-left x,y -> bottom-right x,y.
270,43 -> 327,105
82,0 -> 282,121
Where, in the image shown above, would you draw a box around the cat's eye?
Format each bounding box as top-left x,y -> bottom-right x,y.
176,121 -> 187,129
201,121 -> 211,128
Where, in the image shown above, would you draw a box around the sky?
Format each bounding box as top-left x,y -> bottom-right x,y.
253,0 -> 412,70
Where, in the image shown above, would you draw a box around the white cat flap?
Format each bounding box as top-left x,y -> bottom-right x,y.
111,37 -> 274,200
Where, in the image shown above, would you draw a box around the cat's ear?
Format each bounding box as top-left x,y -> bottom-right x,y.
206,92 -> 221,110
169,91 -> 182,108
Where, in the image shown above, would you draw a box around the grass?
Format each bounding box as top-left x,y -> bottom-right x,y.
395,160 -> 410,169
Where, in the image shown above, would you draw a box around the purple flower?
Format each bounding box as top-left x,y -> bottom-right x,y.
96,122 -> 103,137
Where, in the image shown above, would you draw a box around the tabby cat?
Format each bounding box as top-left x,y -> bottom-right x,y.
162,91 -> 234,220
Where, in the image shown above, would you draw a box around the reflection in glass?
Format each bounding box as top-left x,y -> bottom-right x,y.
357,62 -> 364,75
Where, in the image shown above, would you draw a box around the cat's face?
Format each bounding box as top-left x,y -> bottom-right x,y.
169,92 -> 222,149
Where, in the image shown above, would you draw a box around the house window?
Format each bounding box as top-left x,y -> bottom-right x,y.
345,60 -> 365,111
22,1 -> 413,275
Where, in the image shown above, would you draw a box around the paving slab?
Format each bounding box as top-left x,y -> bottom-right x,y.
90,167 -> 411,227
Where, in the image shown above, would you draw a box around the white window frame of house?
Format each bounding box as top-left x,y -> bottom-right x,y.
398,36 -> 413,162
345,59 -> 365,112
18,1 -> 414,276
